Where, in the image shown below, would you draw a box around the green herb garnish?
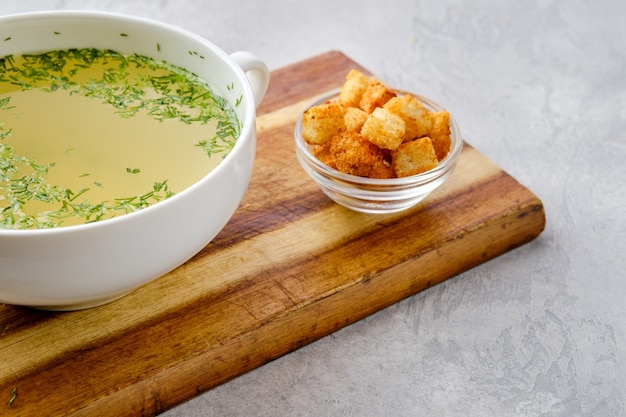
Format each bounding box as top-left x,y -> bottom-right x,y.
0,47 -> 241,229
8,387 -> 16,406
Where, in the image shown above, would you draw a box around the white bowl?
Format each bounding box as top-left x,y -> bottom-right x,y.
294,90 -> 463,214
0,11 -> 270,310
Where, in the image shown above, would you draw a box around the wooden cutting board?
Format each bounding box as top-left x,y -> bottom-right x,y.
0,51 -> 545,416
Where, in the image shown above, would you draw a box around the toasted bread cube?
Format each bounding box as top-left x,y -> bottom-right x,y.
338,69 -> 371,108
392,137 -> 439,177
383,95 -> 432,141
359,80 -> 396,113
360,107 -> 405,150
312,142 -> 337,169
344,106 -> 369,132
301,102 -> 346,145
428,110 -> 452,161
329,132 -> 394,179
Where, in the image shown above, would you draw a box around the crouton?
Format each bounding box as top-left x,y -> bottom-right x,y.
428,110 -> 452,161
344,106 -> 368,132
301,102 -> 346,145
329,132 -> 394,179
359,80 -> 396,113
383,95 -> 432,141
392,137 -> 439,177
360,107 -> 405,150
302,70 -> 453,180
312,141 -> 337,169
338,69 -> 371,108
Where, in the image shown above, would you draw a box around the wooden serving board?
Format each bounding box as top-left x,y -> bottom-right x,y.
0,51 -> 545,416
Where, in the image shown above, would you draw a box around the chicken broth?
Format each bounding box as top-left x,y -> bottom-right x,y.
0,48 -> 241,229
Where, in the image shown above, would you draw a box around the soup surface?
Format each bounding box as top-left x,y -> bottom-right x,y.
0,48 -> 240,229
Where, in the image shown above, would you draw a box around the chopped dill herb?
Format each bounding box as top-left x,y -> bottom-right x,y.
120,33 -> 129,37
8,387 -> 16,406
0,47 -> 241,229
69,187 -> 89,201
3,37 -> 11,42
156,43 -> 161,52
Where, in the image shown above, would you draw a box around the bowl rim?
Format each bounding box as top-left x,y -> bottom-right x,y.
0,10 -> 257,235
294,88 -> 463,187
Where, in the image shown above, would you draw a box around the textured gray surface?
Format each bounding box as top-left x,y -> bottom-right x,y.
3,1 -> 625,416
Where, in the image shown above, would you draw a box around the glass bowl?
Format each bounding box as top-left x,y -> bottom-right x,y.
294,90 -> 463,214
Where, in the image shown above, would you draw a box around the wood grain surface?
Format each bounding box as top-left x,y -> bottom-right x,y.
0,51 -> 545,416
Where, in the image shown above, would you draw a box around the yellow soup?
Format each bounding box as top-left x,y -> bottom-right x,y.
0,48 -> 241,229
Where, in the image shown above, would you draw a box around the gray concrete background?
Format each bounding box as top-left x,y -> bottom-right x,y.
3,1 -> 625,416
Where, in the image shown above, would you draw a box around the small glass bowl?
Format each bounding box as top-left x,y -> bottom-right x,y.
294,90 -> 463,214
